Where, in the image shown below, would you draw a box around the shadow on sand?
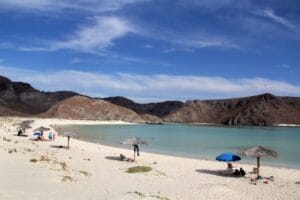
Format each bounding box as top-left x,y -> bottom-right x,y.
296,182 -> 300,185
105,156 -> 134,162
13,134 -> 28,137
105,156 -> 122,161
196,169 -> 237,178
50,145 -> 68,149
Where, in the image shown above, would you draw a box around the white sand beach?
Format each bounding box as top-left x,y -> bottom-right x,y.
0,117 -> 300,200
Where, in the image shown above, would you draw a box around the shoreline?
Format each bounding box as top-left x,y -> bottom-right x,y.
57,120 -> 300,170
64,136 -> 300,170
4,116 -> 300,169
183,122 -> 300,128
1,117 -> 300,199
56,130 -> 300,170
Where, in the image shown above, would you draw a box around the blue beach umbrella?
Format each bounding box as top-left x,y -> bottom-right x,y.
33,132 -> 41,136
216,153 -> 241,162
216,153 -> 241,169
33,131 -> 41,139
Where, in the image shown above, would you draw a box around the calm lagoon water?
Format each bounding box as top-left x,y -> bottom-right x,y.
59,124 -> 300,168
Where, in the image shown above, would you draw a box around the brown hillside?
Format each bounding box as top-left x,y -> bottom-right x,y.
163,94 -> 300,125
1,75 -> 300,126
40,96 -> 145,123
0,75 -> 77,115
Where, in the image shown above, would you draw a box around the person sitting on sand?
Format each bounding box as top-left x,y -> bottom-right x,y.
227,163 -> 233,170
233,169 -> 239,176
120,154 -> 126,161
35,135 -> 46,141
17,129 -> 23,136
239,168 -> 246,176
48,132 -> 53,140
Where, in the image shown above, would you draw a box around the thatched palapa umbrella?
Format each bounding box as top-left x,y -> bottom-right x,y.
239,146 -> 278,178
34,126 -> 51,136
18,120 -> 34,133
19,120 -> 34,126
34,126 -> 50,132
59,131 -> 79,149
17,124 -> 32,135
122,137 -> 148,161
18,124 -> 32,131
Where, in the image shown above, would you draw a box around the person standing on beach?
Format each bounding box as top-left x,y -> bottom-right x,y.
133,144 -> 140,156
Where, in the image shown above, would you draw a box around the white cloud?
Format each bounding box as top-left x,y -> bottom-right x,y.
143,30 -> 240,51
1,65 -> 299,102
143,44 -> 153,49
178,0 -> 248,10
20,16 -> 136,53
279,64 -> 291,69
0,0 -> 149,13
171,37 -> 240,50
0,0 -> 51,10
70,58 -> 81,64
262,9 -> 299,31
52,16 -> 136,52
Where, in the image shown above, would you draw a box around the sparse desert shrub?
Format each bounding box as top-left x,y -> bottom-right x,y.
61,176 -> 73,182
127,166 -> 152,173
8,148 -> 17,153
3,137 -> 11,142
30,158 -> 38,163
79,170 -> 91,176
40,155 -> 51,161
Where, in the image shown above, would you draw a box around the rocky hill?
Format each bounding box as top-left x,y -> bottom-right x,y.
40,96 -> 145,123
104,94 -> 300,125
163,93 -> 300,125
104,96 -> 183,118
0,76 -> 77,115
1,75 -> 300,125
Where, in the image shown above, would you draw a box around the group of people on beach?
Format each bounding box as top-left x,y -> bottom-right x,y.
17,127 -> 55,141
227,163 -> 246,176
233,168 -> 246,176
35,131 -> 55,141
119,144 -> 140,162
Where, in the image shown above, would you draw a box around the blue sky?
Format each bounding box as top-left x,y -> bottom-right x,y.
0,0 -> 300,102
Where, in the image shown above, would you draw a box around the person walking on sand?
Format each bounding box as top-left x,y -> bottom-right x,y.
133,144 -> 140,157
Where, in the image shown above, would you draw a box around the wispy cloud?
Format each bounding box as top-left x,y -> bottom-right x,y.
279,64 -> 291,69
171,37 -> 240,50
20,16 -> 136,53
261,9 -> 299,31
0,0 -> 150,13
143,44 -> 153,49
177,0 -> 249,10
142,29 -> 240,52
14,16 -> 172,67
53,16 -> 136,52
1,65 -> 299,102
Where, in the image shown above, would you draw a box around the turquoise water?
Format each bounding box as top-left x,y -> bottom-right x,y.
59,124 -> 300,168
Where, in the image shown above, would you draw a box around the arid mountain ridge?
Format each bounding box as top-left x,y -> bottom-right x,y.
1,75 -> 300,126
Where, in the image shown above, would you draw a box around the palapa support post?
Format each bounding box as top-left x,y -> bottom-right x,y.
257,157 -> 260,178
133,150 -> 136,161
67,136 -> 70,149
